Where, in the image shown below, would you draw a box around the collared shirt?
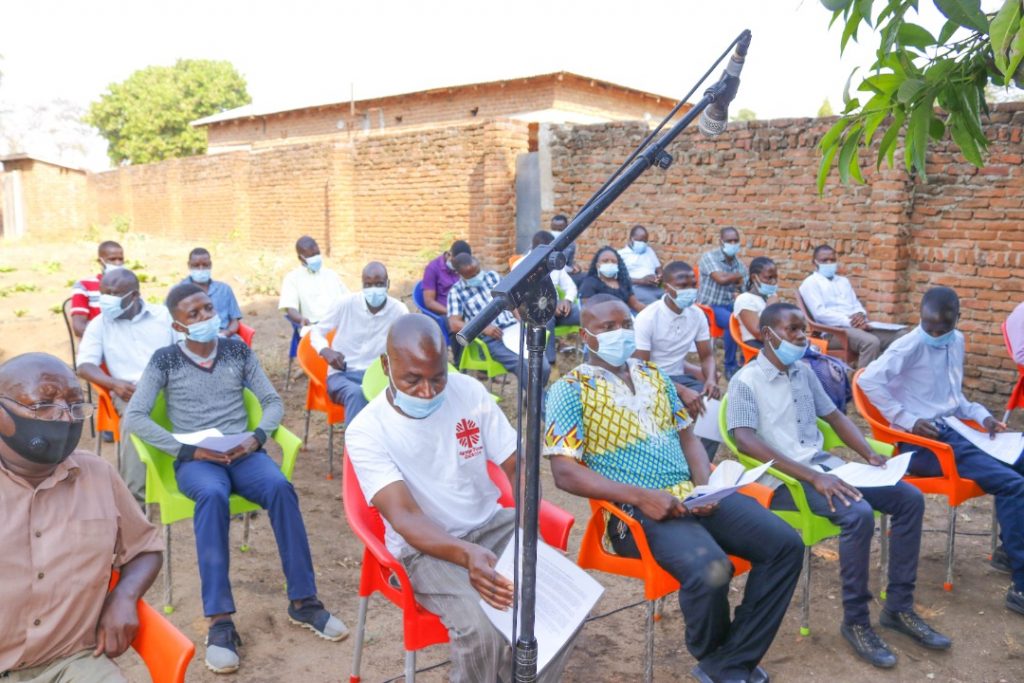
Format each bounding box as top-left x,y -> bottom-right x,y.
447,271 -> 516,328
634,298 -> 710,377
798,271 -> 866,327
618,244 -> 661,280
858,326 -> 992,431
178,278 -> 242,330
422,254 -> 461,308
69,273 -> 102,319
543,360 -> 694,494
0,451 -> 163,672
1006,302 -> 1024,366
697,249 -> 748,306
309,293 -> 409,374
76,303 -> 176,383
278,266 -> 349,323
511,251 -> 577,302
726,352 -> 839,487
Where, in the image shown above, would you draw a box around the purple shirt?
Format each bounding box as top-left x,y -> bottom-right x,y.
422,254 -> 460,307
1007,302 -> 1024,366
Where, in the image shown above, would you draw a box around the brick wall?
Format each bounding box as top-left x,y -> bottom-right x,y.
544,103 -> 1024,399
2,158 -> 88,239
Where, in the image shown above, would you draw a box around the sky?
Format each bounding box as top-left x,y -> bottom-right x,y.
0,0 -> 990,170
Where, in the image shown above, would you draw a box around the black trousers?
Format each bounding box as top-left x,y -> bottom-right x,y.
610,493 -> 803,679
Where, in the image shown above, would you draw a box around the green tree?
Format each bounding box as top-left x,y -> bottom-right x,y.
731,108 -> 758,122
86,59 -> 250,165
818,98 -> 835,116
817,0 -> 1024,192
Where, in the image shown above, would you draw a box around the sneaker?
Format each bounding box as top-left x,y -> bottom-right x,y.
991,546 -> 1012,574
840,622 -> 897,669
205,620 -> 242,674
1007,587 -> 1024,616
287,598 -> 349,641
879,609 -> 952,650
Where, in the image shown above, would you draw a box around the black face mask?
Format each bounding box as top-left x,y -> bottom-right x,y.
0,407 -> 83,465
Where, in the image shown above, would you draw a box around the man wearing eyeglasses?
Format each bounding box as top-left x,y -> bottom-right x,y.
0,352 -> 164,682
77,268 -> 176,504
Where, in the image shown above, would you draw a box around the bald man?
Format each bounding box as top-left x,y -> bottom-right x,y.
279,236 -> 348,328
76,268 -> 176,502
346,315 -> 577,682
310,262 -> 408,426
0,353 -> 163,682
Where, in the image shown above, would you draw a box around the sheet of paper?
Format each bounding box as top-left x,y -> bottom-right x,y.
943,416 -> 1024,466
693,397 -> 723,443
867,321 -> 907,331
172,428 -> 223,446
829,452 -> 912,488
500,322 -> 534,359
173,429 -> 253,453
481,537 -> 604,674
683,459 -> 774,509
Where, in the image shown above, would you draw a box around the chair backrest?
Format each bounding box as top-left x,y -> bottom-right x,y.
729,314 -> 759,363
108,572 -> 194,683
412,281 -> 451,344
93,383 -> 120,436
795,291 -> 814,323
297,332 -> 331,390
412,281 -> 428,311
61,296 -> 79,369
361,357 -> 461,402
237,322 -> 255,347
1001,320 -> 1021,363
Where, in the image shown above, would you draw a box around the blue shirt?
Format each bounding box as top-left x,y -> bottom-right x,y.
179,278 -> 242,330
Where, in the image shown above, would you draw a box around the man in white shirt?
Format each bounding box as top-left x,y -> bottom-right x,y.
279,236 -> 349,330
346,315 -> 578,682
513,230 -> 580,364
859,287 -> 1024,617
310,262 -> 408,427
618,225 -> 663,305
75,268 -> 176,502
798,245 -> 904,368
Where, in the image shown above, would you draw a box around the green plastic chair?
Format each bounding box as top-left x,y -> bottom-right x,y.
716,394 -> 893,635
458,337 -> 510,392
361,358 -> 499,403
554,286 -> 582,360
130,389 -> 302,614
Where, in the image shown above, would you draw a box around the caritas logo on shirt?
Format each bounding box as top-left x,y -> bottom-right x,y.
455,418 -> 483,460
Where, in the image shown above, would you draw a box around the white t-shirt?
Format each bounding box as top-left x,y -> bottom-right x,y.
618,244 -> 661,280
733,292 -> 767,342
633,298 -> 710,377
278,266 -> 349,323
309,293 -> 409,373
345,373 -> 518,558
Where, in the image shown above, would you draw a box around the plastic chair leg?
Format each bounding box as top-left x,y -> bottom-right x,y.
163,524 -> 174,614
241,513 -> 252,552
1004,409 -> 1012,423
991,513 -> 1000,559
643,600 -> 655,683
349,596 -> 369,683
800,546 -> 811,636
95,429 -> 103,458
286,357 -> 294,392
944,505 -> 957,592
878,514 -> 889,601
405,650 -> 416,682
303,410 -> 311,447
653,595 -> 665,622
327,426 -> 335,480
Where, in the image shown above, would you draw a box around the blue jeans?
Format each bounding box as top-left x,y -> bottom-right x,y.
711,303 -> 739,375
903,423 -> 1024,591
176,451 -> 318,616
772,479 -> 924,625
326,369 -> 368,427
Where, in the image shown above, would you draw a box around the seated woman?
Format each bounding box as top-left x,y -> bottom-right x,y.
734,256 -> 779,349
578,246 -> 645,314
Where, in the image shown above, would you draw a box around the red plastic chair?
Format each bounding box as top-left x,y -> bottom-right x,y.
237,322 -> 255,347
693,265 -> 724,340
108,572 -> 195,683
1000,321 -> 1024,423
297,332 -> 345,479
851,369 -> 988,590
342,452 -> 574,682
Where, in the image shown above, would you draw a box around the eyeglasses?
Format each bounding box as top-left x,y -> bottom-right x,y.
0,396 -> 95,422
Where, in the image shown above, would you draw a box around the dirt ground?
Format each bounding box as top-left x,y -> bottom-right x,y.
1,234 -> 1022,683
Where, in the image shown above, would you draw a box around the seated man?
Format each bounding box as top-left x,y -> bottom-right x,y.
278,235 -> 348,330
512,230 -> 580,364
421,239 -> 472,320
448,253 -> 551,388
69,240 -> 125,338
698,228 -> 748,379
798,244 -> 905,368
76,268 -> 176,503
728,303 -> 950,669
125,283 -> 347,674
618,224 -> 663,305
346,314 -> 578,682
546,294 -> 803,683
1006,300 -> 1024,365
179,247 -> 242,337
310,262 -> 408,426
547,213 -> 582,284
860,286 -> 1024,617
0,352 -> 163,682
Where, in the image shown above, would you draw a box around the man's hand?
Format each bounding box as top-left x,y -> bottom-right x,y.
849,313 -> 869,329
465,544 -> 514,610
635,489 -> 686,521
911,418 -> 941,439
862,451 -> 888,468
320,348 -> 347,371
689,502 -> 718,517
984,416 -> 1008,439
638,275 -> 659,287
226,436 -> 260,461
93,592 -> 139,659
483,325 -> 504,341
701,382 -> 722,401
109,380 -> 136,402
194,447 -> 231,465
811,473 -> 862,512
555,300 -> 572,318
675,383 -> 705,418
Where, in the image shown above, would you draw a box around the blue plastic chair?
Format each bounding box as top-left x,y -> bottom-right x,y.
284,315 -> 302,391
412,281 -> 450,345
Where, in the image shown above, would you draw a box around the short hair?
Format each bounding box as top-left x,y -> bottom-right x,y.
813,244 -> 834,260
921,286 -> 959,314
759,302 -> 800,330
749,256 -> 775,277
662,261 -> 693,280
98,240 -> 122,255
583,293 -> 624,310
295,235 -> 317,251
450,240 -> 471,257
630,224 -> 647,238
532,230 -> 554,248
550,214 -> 568,226
720,227 -> 739,239
452,252 -> 476,271
166,282 -> 204,314
188,247 -> 210,260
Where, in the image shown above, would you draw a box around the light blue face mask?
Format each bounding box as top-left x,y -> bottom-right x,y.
767,327 -> 808,366
722,242 -> 741,257
190,268 -> 212,284
631,240 -> 648,255
363,286 -> 388,308
598,262 -> 619,279
387,358 -> 446,419
464,273 -> 485,288
98,292 -> 132,320
757,280 -> 778,297
183,317 -> 220,343
667,285 -> 698,309
921,327 -> 956,349
304,254 -> 323,273
585,327 -> 636,367
816,262 -> 838,279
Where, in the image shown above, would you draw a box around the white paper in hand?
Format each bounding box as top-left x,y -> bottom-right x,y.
943,416 -> 1024,466
500,322 -> 533,359
693,397 -> 723,443
173,429 -> 254,453
867,321 -> 906,331
829,452 -> 912,488
683,459 -> 773,510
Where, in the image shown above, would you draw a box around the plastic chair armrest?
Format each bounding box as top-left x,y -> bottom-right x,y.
807,320 -> 846,339
590,499 -> 658,565
538,500 -> 575,553
271,425 -> 302,481
867,437 -> 895,457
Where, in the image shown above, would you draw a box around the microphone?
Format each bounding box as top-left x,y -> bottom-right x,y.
698,30 -> 752,137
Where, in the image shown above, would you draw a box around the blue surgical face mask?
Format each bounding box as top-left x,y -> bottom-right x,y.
98,292 -> 132,320
630,240 -> 648,254
722,242 -> 741,257
667,285 -> 698,310
464,273 -> 485,288
190,268 -> 212,284
183,317 -> 220,343
921,327 -> 956,349
816,262 -> 838,279
363,286 -> 388,308
387,358 -> 446,419
101,260 -> 124,274
598,262 -> 619,279
767,327 -> 808,366
585,327 -> 636,367
756,279 -> 778,298
304,254 -> 323,273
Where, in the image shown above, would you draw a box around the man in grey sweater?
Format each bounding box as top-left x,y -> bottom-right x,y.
126,283 -> 347,675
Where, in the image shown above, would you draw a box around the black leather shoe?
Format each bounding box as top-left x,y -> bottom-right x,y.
991,545 -> 1012,574
1008,587 -> 1024,616
690,664 -> 747,683
748,665 -> 770,683
840,622 -> 897,668
880,609 -> 952,650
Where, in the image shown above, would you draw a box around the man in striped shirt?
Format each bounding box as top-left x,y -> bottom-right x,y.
69,241 -> 125,338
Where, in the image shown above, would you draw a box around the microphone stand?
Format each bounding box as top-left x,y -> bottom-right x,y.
454,30 -> 750,683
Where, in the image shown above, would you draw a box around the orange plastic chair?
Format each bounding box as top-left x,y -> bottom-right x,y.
692,265 -> 724,340
729,315 -> 759,363
108,572 -> 195,683
92,382 -> 121,462
508,254 -> 523,270
851,369 -> 988,591
343,452 -> 574,682
297,332 -> 345,479
1000,321 -> 1024,422
237,322 -> 256,347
